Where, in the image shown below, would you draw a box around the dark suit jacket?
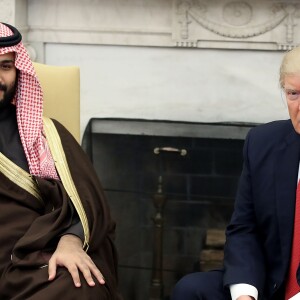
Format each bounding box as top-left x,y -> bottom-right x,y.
223,119 -> 300,299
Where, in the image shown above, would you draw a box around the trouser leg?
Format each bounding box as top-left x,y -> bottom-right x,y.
171,270 -> 231,300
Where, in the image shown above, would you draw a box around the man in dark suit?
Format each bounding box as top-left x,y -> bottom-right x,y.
171,47 -> 300,300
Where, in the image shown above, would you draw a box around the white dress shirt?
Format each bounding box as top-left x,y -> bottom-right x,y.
230,283 -> 258,300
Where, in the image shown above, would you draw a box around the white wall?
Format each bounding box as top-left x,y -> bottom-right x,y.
45,43 -> 289,137
3,0 -> 296,139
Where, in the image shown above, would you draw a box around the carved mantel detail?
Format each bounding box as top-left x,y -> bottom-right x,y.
188,3 -> 286,39
173,0 -> 300,50
223,2 -> 253,26
1,0 -> 298,52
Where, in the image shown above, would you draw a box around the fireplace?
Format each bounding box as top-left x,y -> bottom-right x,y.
82,118 -> 254,300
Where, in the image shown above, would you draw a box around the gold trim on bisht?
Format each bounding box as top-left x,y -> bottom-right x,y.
43,117 -> 90,250
0,152 -> 42,202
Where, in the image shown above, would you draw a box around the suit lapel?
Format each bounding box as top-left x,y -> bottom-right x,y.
275,129 -> 300,265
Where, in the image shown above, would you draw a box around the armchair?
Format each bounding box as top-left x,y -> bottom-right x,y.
33,62 -> 80,142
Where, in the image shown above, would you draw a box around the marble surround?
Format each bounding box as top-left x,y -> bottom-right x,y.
23,0 -> 300,51
1,0 -> 294,137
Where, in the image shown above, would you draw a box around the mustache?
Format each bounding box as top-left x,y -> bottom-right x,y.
0,83 -> 7,92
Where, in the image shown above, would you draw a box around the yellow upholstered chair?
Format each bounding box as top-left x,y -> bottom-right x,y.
33,62 -> 80,142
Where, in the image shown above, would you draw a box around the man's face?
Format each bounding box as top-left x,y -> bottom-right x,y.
0,52 -> 17,108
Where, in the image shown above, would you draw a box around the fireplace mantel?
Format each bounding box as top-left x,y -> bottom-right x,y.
84,118 -> 254,140
3,0 -> 300,53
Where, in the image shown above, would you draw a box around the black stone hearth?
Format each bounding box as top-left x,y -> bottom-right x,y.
82,118 -> 254,300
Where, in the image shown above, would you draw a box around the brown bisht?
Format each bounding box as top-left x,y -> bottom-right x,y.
0,118 -> 122,300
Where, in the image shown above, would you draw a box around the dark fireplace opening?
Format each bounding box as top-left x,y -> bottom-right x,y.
82,118 -> 255,300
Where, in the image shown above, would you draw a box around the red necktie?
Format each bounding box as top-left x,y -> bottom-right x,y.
285,181 -> 300,299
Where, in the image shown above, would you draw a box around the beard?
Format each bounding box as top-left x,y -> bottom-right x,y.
0,80 -> 17,109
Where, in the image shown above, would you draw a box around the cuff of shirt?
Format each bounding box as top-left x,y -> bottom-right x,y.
230,283 -> 258,300
60,220 -> 84,242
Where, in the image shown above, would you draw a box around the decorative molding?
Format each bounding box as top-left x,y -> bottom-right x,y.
0,0 -> 298,52
222,2 -> 253,26
284,4 -> 297,43
27,26 -> 174,49
173,0 -> 300,50
189,4 -> 286,39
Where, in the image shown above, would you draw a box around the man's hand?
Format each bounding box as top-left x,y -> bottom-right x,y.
237,296 -> 255,300
48,234 -> 105,287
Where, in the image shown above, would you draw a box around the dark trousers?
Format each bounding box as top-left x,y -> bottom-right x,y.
171,270 -> 231,300
171,270 -> 286,300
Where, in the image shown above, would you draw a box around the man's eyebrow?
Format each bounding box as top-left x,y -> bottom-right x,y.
0,59 -> 15,63
284,86 -> 299,90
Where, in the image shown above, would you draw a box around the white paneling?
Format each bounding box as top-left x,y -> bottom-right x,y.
45,43 -> 289,138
